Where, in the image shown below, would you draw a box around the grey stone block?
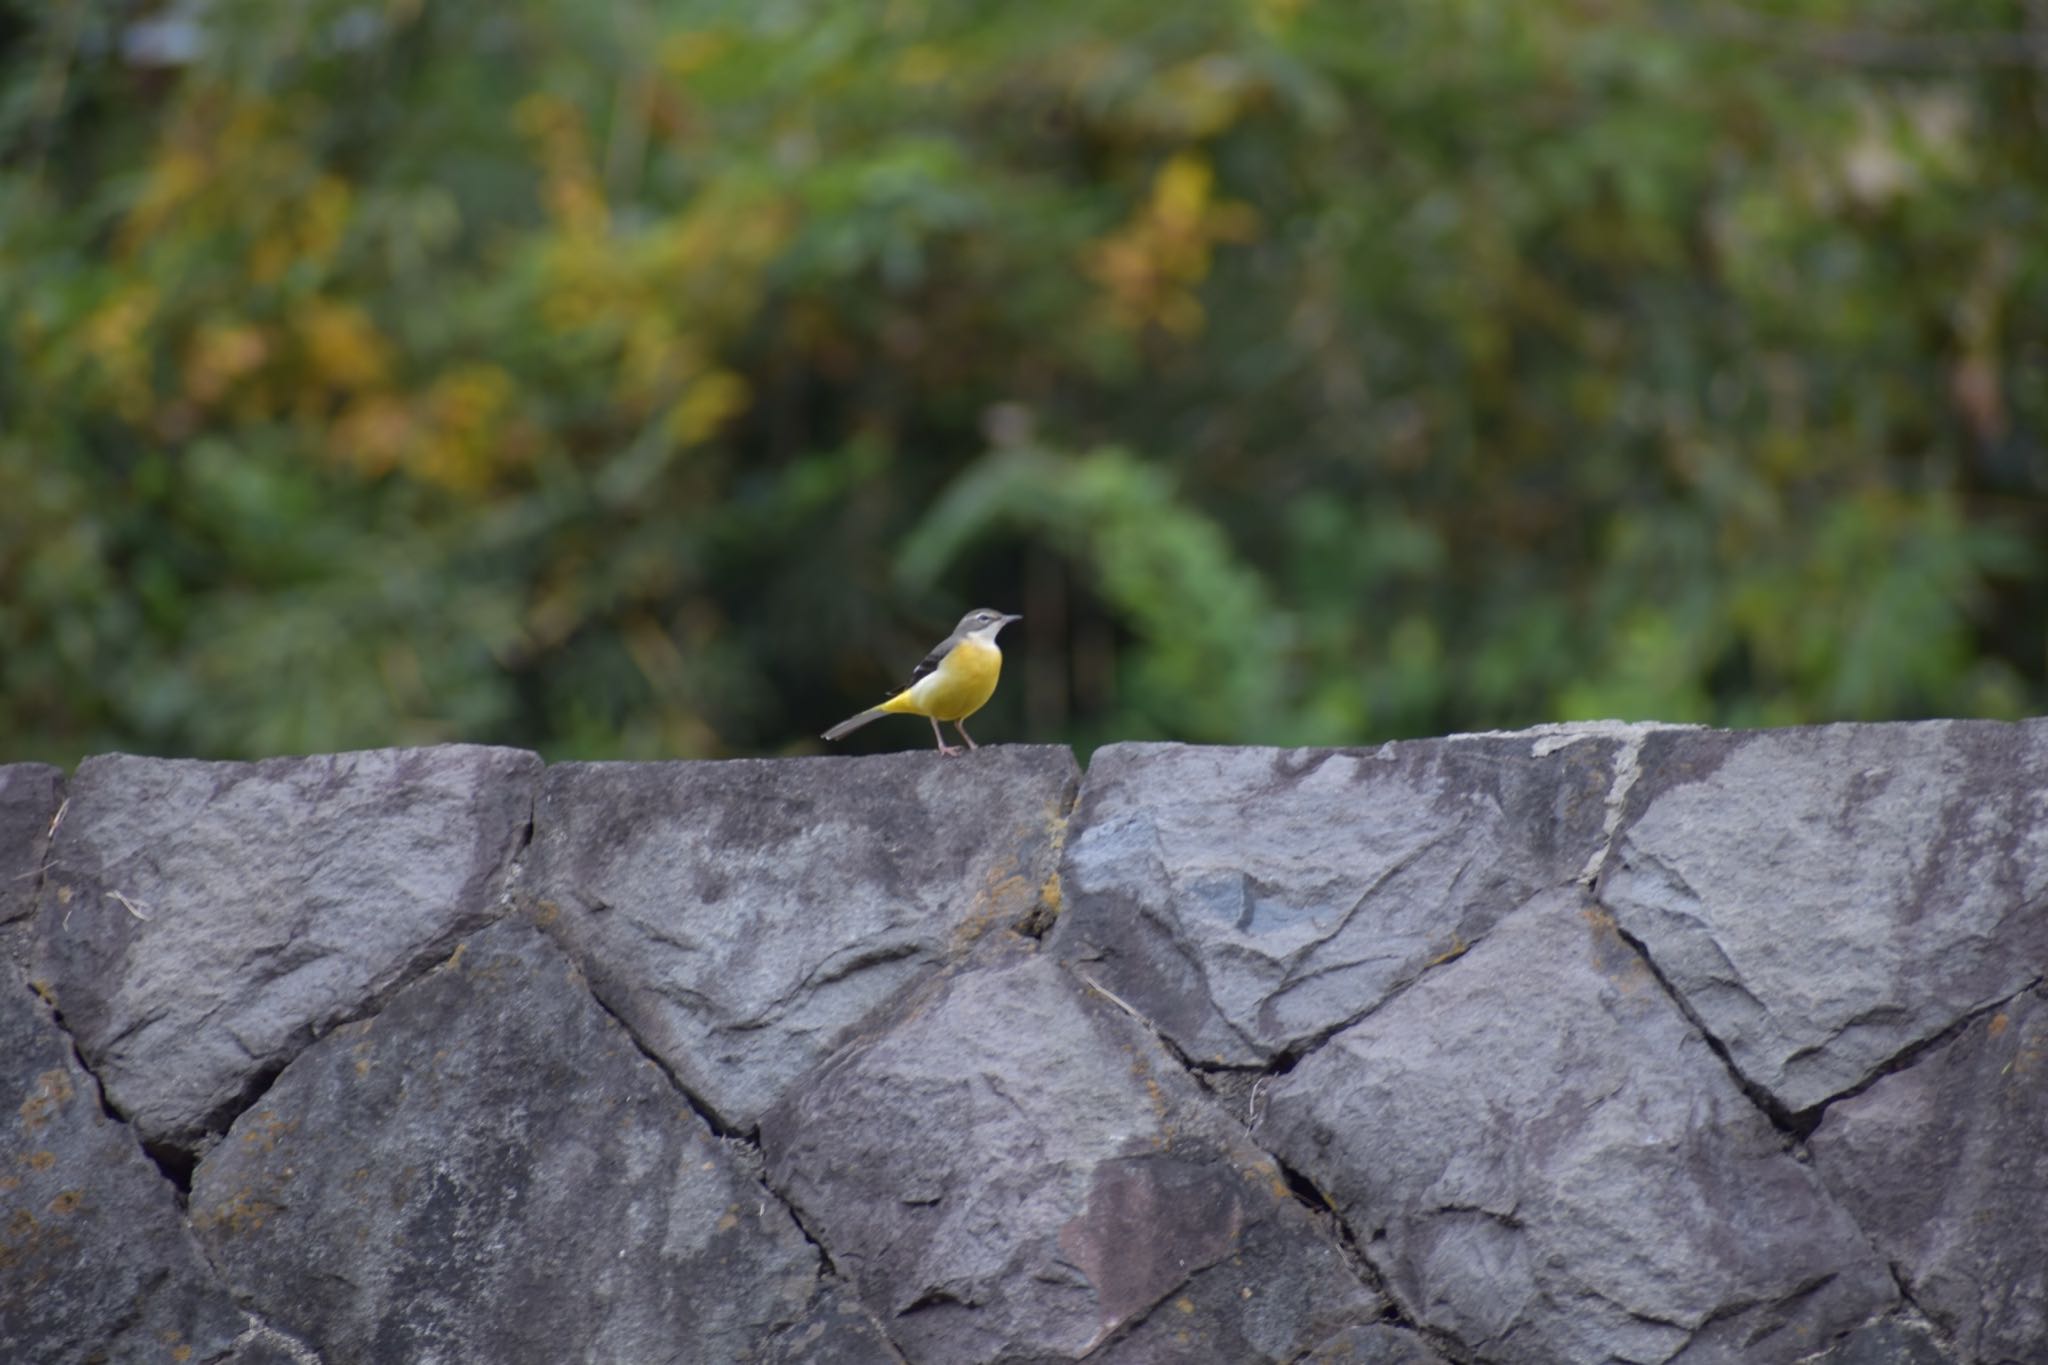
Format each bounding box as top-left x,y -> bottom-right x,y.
1,965 -> 246,1365
31,745 -> 542,1147
1811,988 -> 2048,1363
1600,720 -> 2048,1113
520,747 -> 1078,1130
760,943 -> 1382,1363
1049,735 -> 1616,1065
190,917 -> 822,1364
0,763 -> 62,928
1262,888 -> 1897,1364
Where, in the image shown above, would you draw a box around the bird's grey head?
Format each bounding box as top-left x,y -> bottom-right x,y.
958,608 -> 1022,640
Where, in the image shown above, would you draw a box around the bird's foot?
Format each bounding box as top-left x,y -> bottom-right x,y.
935,742 -> 963,757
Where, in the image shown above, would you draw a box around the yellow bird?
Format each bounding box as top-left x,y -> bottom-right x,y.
823,608 -> 1021,755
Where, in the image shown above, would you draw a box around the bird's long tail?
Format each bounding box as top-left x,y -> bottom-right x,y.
822,706 -> 888,741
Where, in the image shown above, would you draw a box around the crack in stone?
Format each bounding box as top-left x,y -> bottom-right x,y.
1063,956 -> 1478,1356
1602,916 -> 1813,1139
204,1317 -> 328,1365
1231,884 -> 1555,1084
151,914 -> 525,1174
1794,977 -> 2045,1129
1016,782 -> 1080,940
1262,1150 -> 1479,1365
28,764 -> 548,1184
1864,1260 -> 1969,1357
571,971 -> 749,1141
1607,891 -> 2046,1145
1553,722 -> 1673,889
571,960 -> 925,1355
1066,962 -> 1209,1076
1273,829 -> 1465,975
13,973 -> 208,1204
566,961 -> 877,1330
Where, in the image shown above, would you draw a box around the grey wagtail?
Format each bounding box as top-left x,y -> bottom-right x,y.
823,608 -> 1021,755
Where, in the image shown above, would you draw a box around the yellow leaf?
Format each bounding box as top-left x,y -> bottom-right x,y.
296,300 -> 390,392
184,322 -> 272,406
666,370 -> 751,446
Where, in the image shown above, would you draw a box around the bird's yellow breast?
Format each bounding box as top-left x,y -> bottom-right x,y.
884,637 -> 1003,722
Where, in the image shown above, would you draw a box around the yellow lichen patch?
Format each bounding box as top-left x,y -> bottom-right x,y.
192,1187 -> 285,1238
1022,805 -> 1072,935
18,1070 -> 74,1133
239,1109 -> 299,1154
46,1189 -> 84,1217
1988,1012 -> 2009,1039
949,847 -> 1040,948
1241,1156 -> 1294,1206
22,1151 -> 56,1172
1427,934 -> 1469,968
1580,904 -> 1656,989
715,1206 -> 740,1233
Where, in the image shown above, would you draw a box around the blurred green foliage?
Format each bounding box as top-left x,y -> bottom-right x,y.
2,0 -> 2043,763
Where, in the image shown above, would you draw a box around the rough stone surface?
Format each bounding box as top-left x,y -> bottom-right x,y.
760,942 -> 1381,1363
20,724 -> 2048,1364
1298,1322 -> 1457,1363
219,1325 -> 327,1365
1263,888 -> 1897,1364
1599,720 -> 2048,1113
1797,1316 -> 1956,1365
190,917 -> 822,1365
761,1288 -> 909,1364
31,745 -> 542,1148
1810,987 -> 2048,1363
521,747 -> 1077,1130
1,965 -> 246,1365
0,763 -> 62,927
1049,737 -> 1616,1066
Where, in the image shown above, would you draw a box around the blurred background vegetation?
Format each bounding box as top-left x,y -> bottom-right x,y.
2,0 -> 2043,765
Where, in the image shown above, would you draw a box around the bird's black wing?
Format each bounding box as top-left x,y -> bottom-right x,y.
905,634 -> 956,687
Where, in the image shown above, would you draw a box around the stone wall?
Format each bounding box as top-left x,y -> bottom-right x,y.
3,721 -> 2043,1364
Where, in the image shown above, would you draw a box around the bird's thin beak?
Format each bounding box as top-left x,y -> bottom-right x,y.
1003,613 -> 1023,623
